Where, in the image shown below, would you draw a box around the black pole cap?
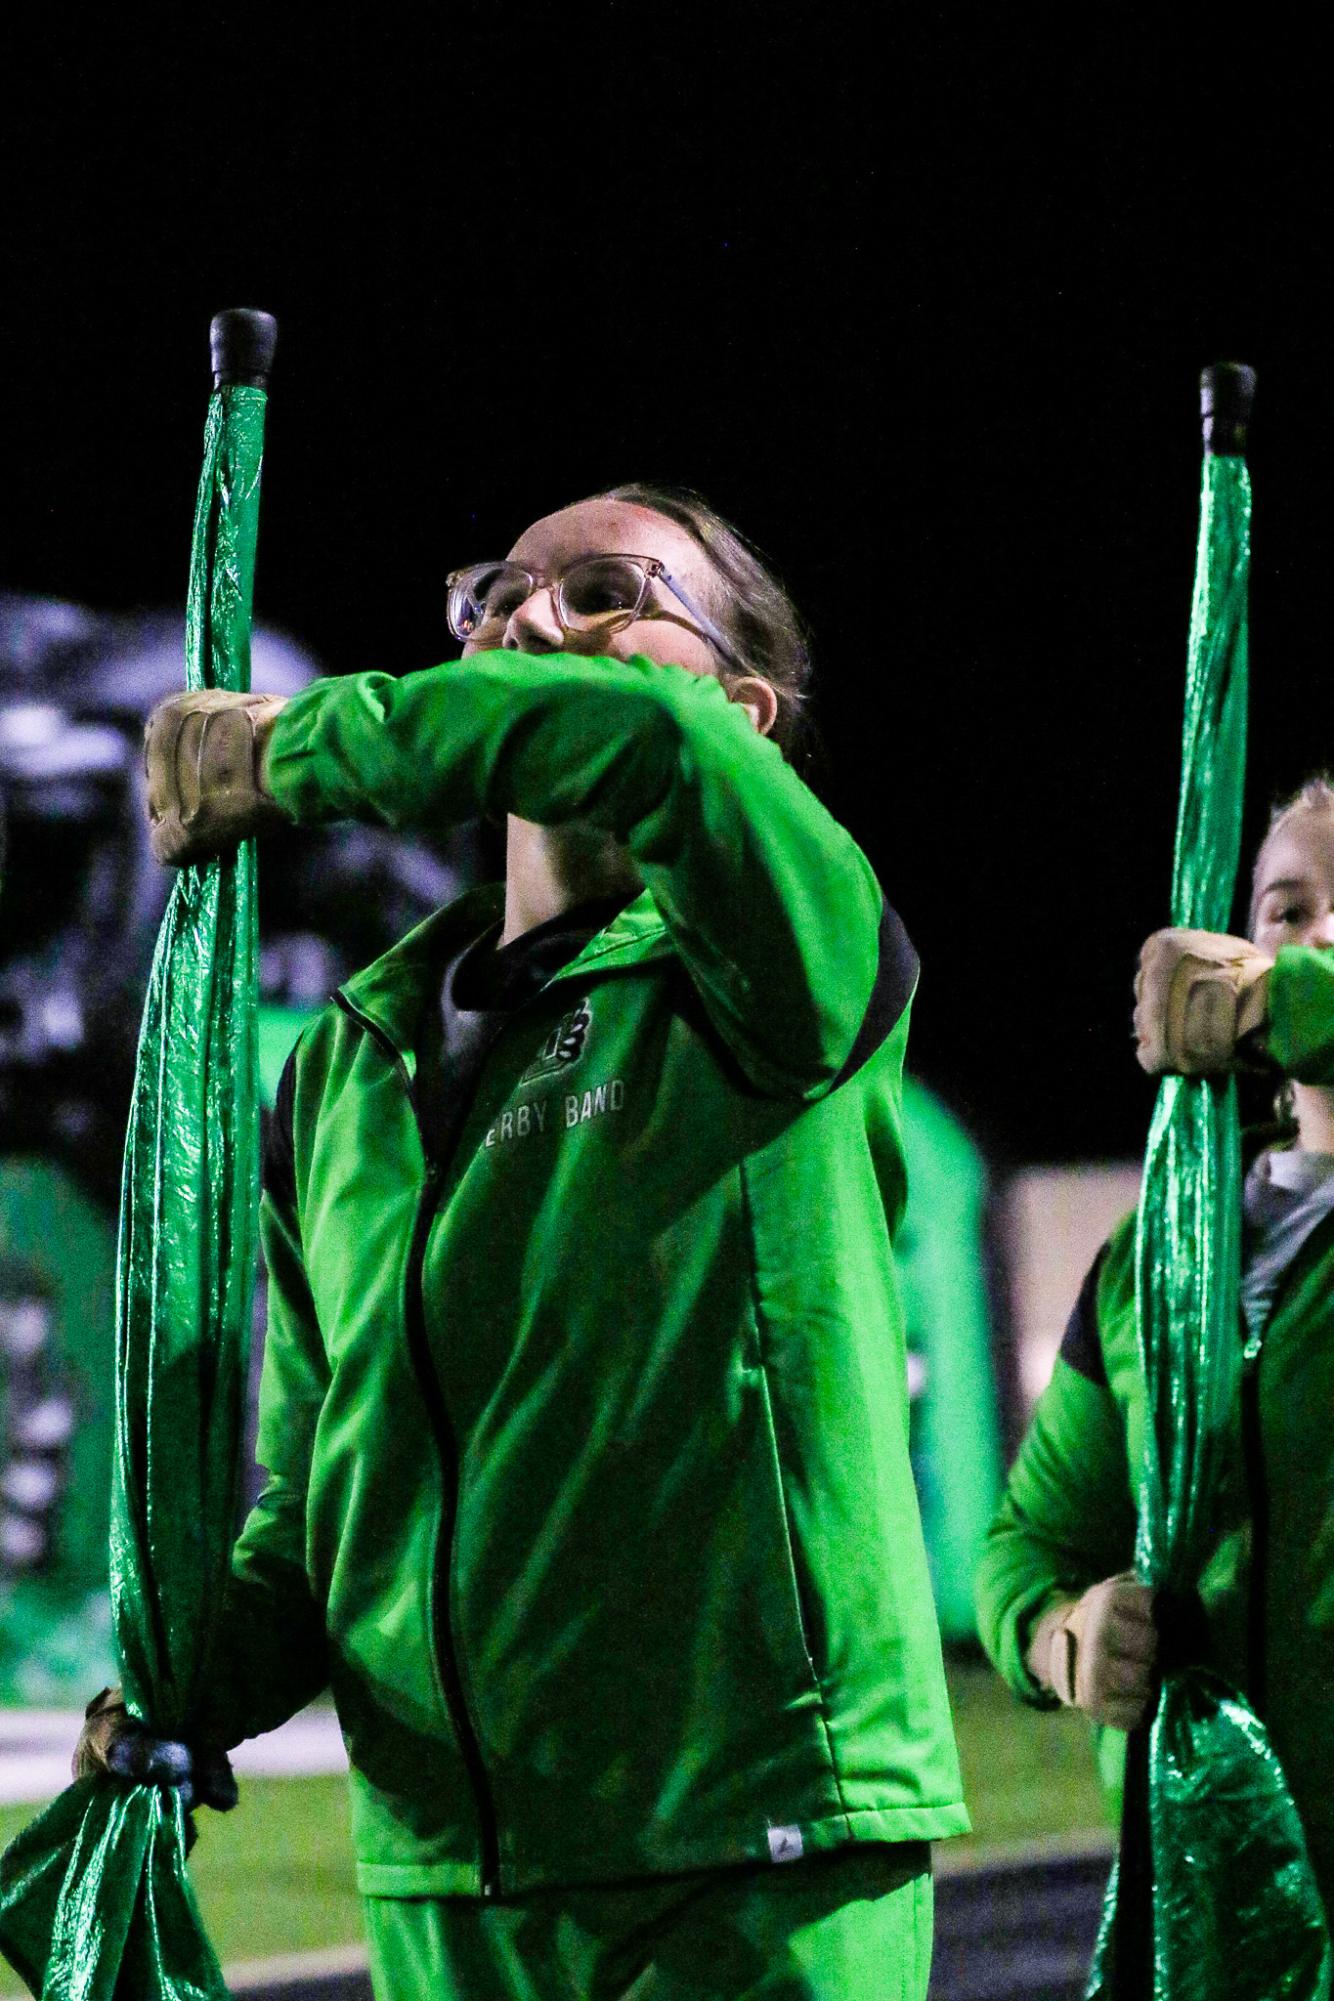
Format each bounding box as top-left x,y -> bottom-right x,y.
210,309 -> 278,390
1200,361 -> 1256,458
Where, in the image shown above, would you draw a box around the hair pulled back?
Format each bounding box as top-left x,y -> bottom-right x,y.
592,482 -> 814,766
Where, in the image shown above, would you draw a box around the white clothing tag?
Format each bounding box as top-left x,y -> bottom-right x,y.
767,1824 -> 804,1864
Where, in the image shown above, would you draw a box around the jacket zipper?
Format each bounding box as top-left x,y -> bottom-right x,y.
334,992 -> 503,1897
1240,1325 -> 1269,1720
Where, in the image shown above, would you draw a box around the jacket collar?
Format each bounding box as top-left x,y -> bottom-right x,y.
543,888 -> 671,980
336,884 -> 672,1055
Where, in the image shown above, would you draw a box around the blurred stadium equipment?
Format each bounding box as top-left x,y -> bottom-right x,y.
0,594 -> 318,1200
898,1082 -> 1007,1640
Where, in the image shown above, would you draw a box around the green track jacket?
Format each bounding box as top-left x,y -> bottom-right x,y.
207,650 -> 969,1897
975,946 -> 1334,1899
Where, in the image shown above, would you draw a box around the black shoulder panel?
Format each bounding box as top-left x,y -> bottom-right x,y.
262,1046 -> 299,1217
1058,1243 -> 1112,1389
830,896 -> 920,1091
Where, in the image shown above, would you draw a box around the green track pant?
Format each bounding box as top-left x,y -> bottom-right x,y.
362,1842 -> 932,2000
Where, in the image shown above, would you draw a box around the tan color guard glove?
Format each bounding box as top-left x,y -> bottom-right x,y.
1133,927 -> 1274,1075
74,1683 -> 238,1811
144,689 -> 291,866
74,1685 -> 132,1782
1028,1573 -> 1159,1731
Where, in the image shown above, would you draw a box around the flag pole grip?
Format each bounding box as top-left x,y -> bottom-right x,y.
210,309 -> 278,391
1201,362 -> 1256,458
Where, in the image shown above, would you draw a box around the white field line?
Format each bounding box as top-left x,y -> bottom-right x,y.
225,1941 -> 370,1991
0,1705 -> 348,1806
4,1943 -> 370,2001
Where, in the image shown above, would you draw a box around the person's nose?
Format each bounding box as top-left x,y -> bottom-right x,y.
506,585 -> 565,654
1310,911 -> 1334,949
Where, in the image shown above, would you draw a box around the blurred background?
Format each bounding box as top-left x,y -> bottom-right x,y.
2,10 -> 1331,1998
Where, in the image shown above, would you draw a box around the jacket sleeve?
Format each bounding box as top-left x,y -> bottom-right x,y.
199,1052 -> 329,1747
264,653 -> 914,1099
974,1243 -> 1139,1706
1264,945 -> 1334,1083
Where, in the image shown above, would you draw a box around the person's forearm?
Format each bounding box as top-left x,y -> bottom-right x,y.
196,1531 -> 328,1749
1266,946 -> 1334,1083
266,654 -> 890,1097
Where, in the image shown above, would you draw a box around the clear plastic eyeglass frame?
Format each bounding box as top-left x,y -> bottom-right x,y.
445,554 -> 745,674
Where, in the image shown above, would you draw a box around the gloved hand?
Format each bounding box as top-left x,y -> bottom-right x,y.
1028,1574 -> 1159,1731
74,1686 -> 238,1814
1133,927 -> 1274,1075
144,688 -> 291,866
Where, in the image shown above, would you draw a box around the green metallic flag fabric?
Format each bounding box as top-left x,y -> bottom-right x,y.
0,383 -> 266,1999
1087,447 -> 1331,1998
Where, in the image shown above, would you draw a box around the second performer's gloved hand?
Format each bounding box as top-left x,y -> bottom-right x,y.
1133,927 -> 1274,1075
1029,1574 -> 1159,1731
73,1685 -> 239,1816
144,688 -> 291,866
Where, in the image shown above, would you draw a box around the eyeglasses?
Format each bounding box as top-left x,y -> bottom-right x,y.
445,554 -> 745,674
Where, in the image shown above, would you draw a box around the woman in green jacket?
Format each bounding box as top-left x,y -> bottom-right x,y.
83,485 -> 966,2000
975,776 -> 1334,1909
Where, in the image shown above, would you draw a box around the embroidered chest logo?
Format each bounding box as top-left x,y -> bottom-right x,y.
519,996 -> 592,1086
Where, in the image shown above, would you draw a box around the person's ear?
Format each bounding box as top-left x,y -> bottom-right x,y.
726,675 -> 779,737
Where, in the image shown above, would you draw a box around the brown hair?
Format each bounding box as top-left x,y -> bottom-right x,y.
591,482 -> 814,765
1249,774 -> 1334,935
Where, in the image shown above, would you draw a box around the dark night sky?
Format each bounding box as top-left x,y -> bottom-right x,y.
3,12 -> 1331,1164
